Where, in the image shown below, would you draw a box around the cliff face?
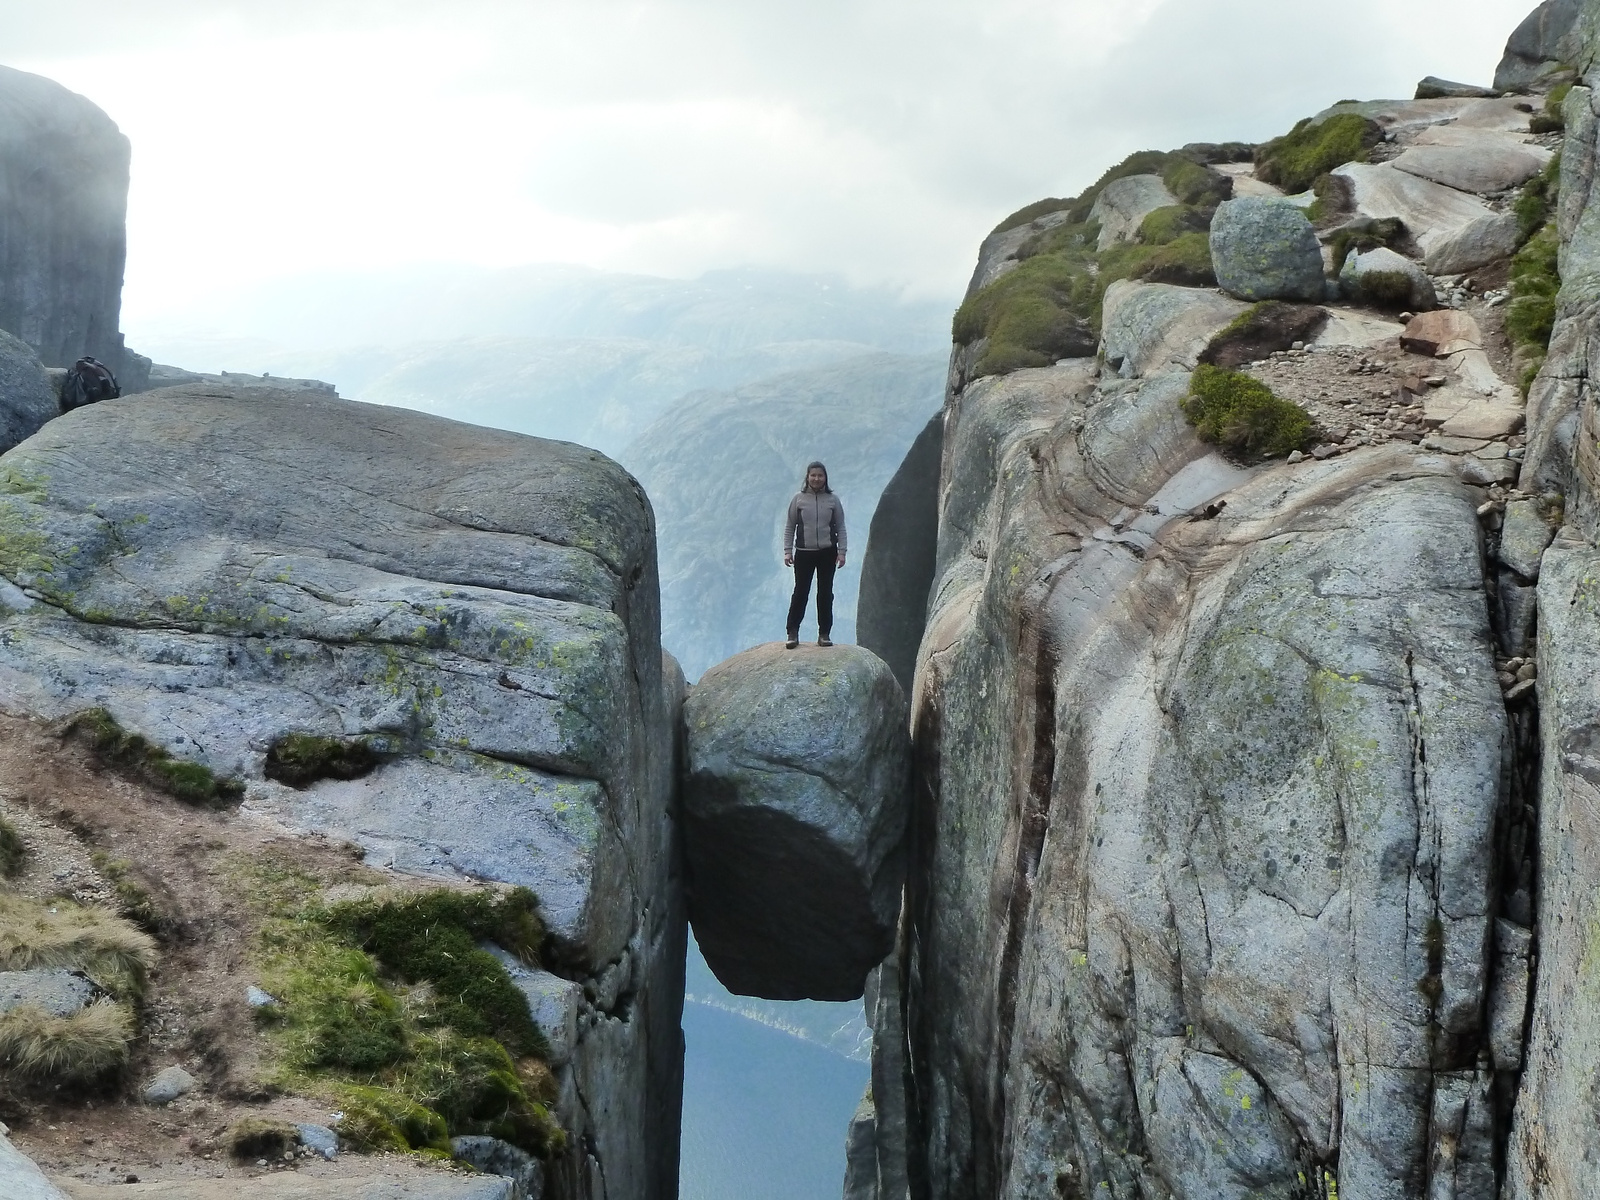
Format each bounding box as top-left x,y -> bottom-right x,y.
0,64 -> 144,388
0,384 -> 685,1200
859,5 -> 1600,1197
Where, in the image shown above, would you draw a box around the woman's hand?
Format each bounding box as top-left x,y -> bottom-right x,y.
784,551 -> 793,567
836,552 -> 846,568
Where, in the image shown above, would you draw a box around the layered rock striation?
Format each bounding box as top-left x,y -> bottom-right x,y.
0,385 -> 684,1200
854,4 -> 1600,1197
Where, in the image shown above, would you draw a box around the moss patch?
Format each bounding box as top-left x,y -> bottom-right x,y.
224,1118 -> 301,1161
1161,157 -> 1231,208
1255,113 -> 1383,196
66,708 -> 245,809
1182,365 -> 1317,460
264,734 -> 381,789
1515,152 -> 1562,244
952,244 -> 1099,376
1508,155 -> 1563,392
1138,205 -> 1212,246
242,859 -> 561,1158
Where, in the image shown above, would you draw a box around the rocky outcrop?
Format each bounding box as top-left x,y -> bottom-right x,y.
0,1127 -> 68,1200
857,414 -> 945,691
1209,197 -> 1325,302
1090,177 -> 1177,251
852,6 -> 1600,1197
681,643 -> 908,1001
1339,246 -> 1438,310
0,385 -> 685,1200
0,66 -> 141,386
1495,0 -> 1585,91
0,329 -> 57,454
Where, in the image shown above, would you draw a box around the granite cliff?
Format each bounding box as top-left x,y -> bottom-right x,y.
849,2 -> 1600,1197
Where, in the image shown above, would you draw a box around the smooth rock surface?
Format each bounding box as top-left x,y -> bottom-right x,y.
857,412 -> 944,692
56,1176 -> 513,1200
1333,163 -> 1521,274
1099,280 -> 1248,377
1397,124 -> 1554,193
0,66 -> 138,380
0,386 -> 685,1200
141,1066 -> 196,1105
0,330 -> 58,454
1,1129 -> 70,1200
1089,175 -> 1178,251
1415,76 -> 1500,99
0,968 -> 100,1017
1339,245 -> 1438,310
1498,499 -> 1557,579
1209,197 -> 1326,302
297,1124 -> 339,1161
682,642 -> 909,1001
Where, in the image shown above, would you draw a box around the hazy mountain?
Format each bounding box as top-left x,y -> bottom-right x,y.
621,351 -> 946,680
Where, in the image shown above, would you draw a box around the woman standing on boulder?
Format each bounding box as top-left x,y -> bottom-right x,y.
784,461 -> 846,649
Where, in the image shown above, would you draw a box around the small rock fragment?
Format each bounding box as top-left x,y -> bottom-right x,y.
246,986 -> 278,1008
1504,678 -> 1537,702
1287,450 -> 1305,464
143,1066 -> 197,1105
296,1123 -> 338,1161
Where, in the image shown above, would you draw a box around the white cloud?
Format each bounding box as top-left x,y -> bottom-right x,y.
3,0 -> 1539,317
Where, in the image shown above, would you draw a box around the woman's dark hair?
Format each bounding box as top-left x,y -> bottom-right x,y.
802,461 -> 831,492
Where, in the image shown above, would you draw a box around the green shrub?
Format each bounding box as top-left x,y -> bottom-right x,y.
952,251 -> 1098,375
1182,365 -> 1317,460
1530,82 -> 1574,134
0,817 -> 23,878
265,733 -> 381,789
1507,223 -> 1560,353
1255,113 -> 1383,195
337,1085 -> 453,1154
989,198 -> 1073,237
67,708 -> 245,809
1328,217 -> 1407,275
274,941 -> 409,1072
1515,153 -> 1563,244
1138,205 -> 1212,246
1101,232 -> 1216,289
399,1030 -> 562,1154
323,888 -> 547,1056
1161,157 -> 1230,207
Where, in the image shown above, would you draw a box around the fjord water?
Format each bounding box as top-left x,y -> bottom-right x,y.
680,995 -> 869,1199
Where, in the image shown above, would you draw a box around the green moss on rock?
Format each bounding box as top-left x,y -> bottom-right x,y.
989,197 -> 1073,237
952,247 -> 1099,375
1515,153 -> 1563,244
1328,217 -> 1407,276
264,733 -> 381,789
1161,157 -> 1231,208
1182,364 -> 1317,460
1255,113 -> 1383,196
1138,205 -> 1213,246
67,708 -> 245,809
1530,83 -> 1573,134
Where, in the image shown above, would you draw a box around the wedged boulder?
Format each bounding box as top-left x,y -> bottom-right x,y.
1333,163 -> 1520,274
1494,0 -> 1584,92
681,643 -> 909,1001
0,384 -> 686,1200
0,329 -> 58,453
1339,246 -> 1437,310
1100,280 -> 1248,377
1209,198 -> 1326,302
1090,175 -> 1177,251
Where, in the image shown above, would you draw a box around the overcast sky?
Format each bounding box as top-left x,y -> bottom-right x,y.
4,0 -> 1537,322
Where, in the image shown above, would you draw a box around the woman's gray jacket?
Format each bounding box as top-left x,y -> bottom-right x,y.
785,490 -> 847,554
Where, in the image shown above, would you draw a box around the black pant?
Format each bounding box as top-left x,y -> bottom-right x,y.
787,549 -> 836,637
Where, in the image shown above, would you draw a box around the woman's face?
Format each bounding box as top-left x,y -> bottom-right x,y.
807,467 -> 826,491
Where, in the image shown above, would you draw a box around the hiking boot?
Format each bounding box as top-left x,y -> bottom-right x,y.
785,632 -> 799,649
818,635 -> 833,647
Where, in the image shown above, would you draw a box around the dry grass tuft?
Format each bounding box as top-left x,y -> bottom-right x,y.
0,893 -> 158,999
0,999 -> 134,1081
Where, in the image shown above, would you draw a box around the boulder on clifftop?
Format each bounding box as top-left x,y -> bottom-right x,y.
1209,197 -> 1326,302
681,643 -> 909,1001
0,329 -> 59,453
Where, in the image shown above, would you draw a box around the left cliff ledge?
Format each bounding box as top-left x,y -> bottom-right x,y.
0,383 -> 686,1200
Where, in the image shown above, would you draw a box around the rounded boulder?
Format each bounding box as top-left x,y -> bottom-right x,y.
682,642 -> 909,1001
1340,246 -> 1438,311
1209,197 -> 1327,302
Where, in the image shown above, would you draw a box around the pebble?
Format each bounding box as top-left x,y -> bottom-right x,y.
1516,662 -> 1538,682
296,1123 -> 339,1161
1505,678 -> 1537,703
1287,450 -> 1305,464
246,986 -> 278,1008
142,1065 -> 197,1105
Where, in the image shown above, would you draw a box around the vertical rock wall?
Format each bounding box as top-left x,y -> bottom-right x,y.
0,64 -> 143,387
